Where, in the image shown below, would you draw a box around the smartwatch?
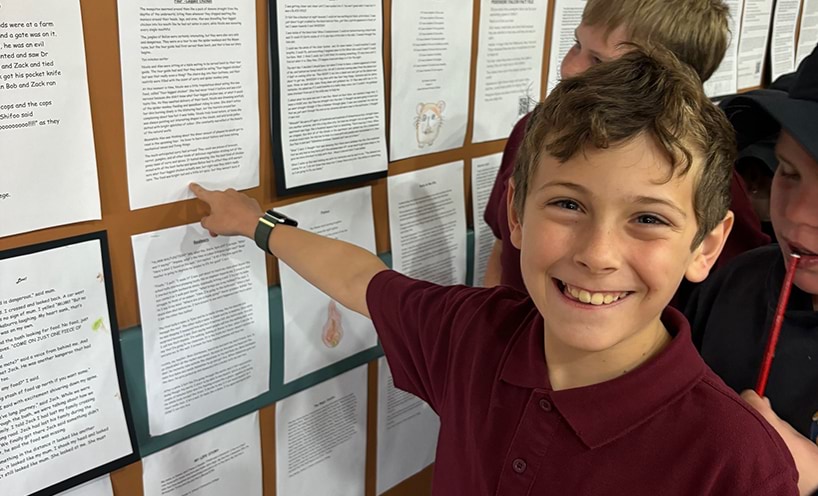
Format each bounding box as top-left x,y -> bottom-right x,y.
254,209 -> 298,254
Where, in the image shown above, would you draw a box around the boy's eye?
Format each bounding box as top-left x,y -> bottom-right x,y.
591,56 -> 602,65
551,199 -> 582,211
635,214 -> 668,226
778,165 -> 800,180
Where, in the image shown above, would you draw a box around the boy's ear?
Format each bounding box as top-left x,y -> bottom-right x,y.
507,179 -> 523,250
685,211 -> 735,283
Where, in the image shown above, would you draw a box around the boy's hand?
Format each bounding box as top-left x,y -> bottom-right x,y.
741,390 -> 818,495
189,183 -> 262,239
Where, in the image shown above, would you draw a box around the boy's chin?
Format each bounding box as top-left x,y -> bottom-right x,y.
545,324 -> 635,354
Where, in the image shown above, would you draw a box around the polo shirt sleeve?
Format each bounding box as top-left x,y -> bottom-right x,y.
366,270 -> 483,412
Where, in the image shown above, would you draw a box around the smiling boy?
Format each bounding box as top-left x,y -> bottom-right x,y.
191,48 -> 797,494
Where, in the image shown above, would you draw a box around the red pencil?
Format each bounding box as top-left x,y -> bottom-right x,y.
755,253 -> 801,396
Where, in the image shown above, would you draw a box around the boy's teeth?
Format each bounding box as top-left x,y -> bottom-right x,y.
564,283 -> 626,305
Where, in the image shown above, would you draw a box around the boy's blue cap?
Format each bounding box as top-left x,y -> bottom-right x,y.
723,45 -> 818,166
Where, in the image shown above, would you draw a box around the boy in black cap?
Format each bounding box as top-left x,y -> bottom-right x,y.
686,46 -> 818,495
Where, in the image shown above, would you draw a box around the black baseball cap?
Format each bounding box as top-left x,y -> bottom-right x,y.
723,45 -> 818,167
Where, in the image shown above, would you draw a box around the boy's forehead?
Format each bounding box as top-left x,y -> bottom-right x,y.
577,22 -> 631,55
533,139 -> 699,204
776,130 -> 818,171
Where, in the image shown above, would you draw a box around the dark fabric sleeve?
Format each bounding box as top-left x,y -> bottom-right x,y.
683,282 -> 715,350
366,270 -> 485,412
483,114 -> 531,238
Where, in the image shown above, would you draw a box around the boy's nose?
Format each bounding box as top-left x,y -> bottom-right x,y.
572,225 -> 620,274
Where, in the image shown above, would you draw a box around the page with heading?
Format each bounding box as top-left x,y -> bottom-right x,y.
0,235 -> 135,496
276,366 -> 367,496
387,161 -> 467,285
117,0 -> 260,209
471,153 -> 503,287
472,0 -> 548,143
142,412 -> 262,496
276,187 -> 378,383
389,0 -> 473,160
132,223 -> 270,435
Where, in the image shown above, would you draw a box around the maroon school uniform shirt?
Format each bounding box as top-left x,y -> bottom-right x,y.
484,114 -> 771,294
367,270 -> 798,495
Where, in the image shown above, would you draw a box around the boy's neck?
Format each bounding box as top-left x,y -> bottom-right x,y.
544,320 -> 672,391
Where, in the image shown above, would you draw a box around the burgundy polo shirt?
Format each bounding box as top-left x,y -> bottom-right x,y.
483,113 -> 771,293
367,270 -> 798,495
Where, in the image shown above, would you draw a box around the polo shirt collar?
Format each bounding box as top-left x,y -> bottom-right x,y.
499,306 -> 706,449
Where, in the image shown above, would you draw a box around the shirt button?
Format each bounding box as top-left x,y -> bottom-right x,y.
539,398 -> 552,412
512,458 -> 527,474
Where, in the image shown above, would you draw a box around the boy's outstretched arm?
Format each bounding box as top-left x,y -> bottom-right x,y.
189,184 -> 387,318
741,390 -> 818,495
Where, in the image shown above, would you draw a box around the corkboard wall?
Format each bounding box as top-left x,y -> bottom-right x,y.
0,0 -> 555,494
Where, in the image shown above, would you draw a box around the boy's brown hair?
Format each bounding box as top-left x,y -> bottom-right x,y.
583,0 -> 730,82
512,46 -> 735,248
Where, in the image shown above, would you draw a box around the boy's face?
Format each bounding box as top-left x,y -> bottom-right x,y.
508,134 -> 726,354
771,131 -> 818,306
561,22 -> 630,79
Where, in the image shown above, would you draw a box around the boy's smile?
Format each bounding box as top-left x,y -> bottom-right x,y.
509,133 -> 727,388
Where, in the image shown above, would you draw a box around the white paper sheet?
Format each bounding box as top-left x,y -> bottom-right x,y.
0,239 -> 133,496
142,412 -> 262,496
0,0 -> 100,238
770,0 -> 802,81
704,0 -> 743,97
276,366 -> 367,496
796,0 -> 818,67
132,223 -> 270,435
546,0 -> 586,95
274,0 -> 387,190
117,0 -> 259,210
387,161 -> 467,285
472,0 -> 548,143
57,475 -> 113,496
376,357 -> 439,495
471,153 -> 503,287
737,0 -> 775,89
389,0 -> 473,160
276,187 -> 379,383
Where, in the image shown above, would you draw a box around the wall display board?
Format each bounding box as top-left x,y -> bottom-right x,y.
1,0 -> 798,494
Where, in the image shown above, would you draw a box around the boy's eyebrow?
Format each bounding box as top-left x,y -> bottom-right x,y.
538,181 -> 591,195
630,196 -> 687,219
